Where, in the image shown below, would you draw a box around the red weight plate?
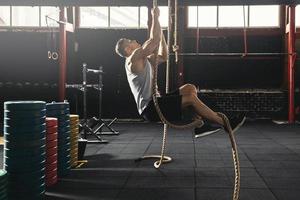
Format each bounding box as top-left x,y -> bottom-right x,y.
46,132 -> 58,141
47,126 -> 58,134
46,118 -> 58,127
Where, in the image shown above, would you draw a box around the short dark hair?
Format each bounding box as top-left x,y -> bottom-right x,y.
115,38 -> 128,58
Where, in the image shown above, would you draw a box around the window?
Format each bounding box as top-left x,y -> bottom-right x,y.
79,6 -> 148,28
12,6 -> 39,27
198,6 -> 217,27
80,7 -> 109,28
158,6 -> 169,27
41,7 -> 59,27
188,5 -> 279,28
0,6 -> 10,26
219,6 -> 248,27
249,5 -> 279,27
110,7 -> 139,28
140,6 -> 148,28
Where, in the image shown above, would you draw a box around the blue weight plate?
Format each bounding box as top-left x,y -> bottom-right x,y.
58,145 -> 71,152
58,168 -> 71,176
4,109 -> 46,119
58,120 -> 70,127
5,137 -> 46,148
58,158 -> 71,164
4,117 -> 46,126
58,127 -> 71,134
4,131 -> 45,141
4,145 -> 45,157
46,109 -> 70,116
46,102 -> 69,110
58,154 -> 71,161
4,101 -> 46,111
58,137 -> 71,143
58,131 -> 71,138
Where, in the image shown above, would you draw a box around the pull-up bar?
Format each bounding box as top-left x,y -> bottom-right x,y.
170,52 -> 295,56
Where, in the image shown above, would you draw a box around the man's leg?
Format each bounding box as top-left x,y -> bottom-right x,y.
179,84 -> 246,133
179,84 -> 224,126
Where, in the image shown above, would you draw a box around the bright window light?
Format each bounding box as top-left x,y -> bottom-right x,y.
80,7 -> 109,28
110,7 -> 139,28
140,6 -> 148,28
219,6 -> 248,27
0,6 -> 10,26
41,7 -> 59,27
297,5 -> 300,27
12,6 -> 39,27
198,6 -> 217,27
249,5 -> 279,27
158,6 -> 169,27
188,6 -> 197,27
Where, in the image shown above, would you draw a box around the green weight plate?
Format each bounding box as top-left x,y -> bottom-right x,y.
5,137 -> 46,148
5,131 -> 45,141
4,109 -> 46,119
4,124 -> 46,134
0,184 -> 7,191
4,117 -> 46,126
4,101 -> 46,111
7,167 -> 45,178
4,160 -> 45,173
8,173 -> 45,184
5,153 -> 46,165
4,145 -> 45,157
0,170 -> 7,178
0,193 -> 7,200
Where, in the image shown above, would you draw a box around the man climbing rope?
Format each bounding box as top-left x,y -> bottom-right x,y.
115,6 -> 245,136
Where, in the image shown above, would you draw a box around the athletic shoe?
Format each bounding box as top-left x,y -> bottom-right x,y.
194,123 -> 221,138
221,113 -> 246,133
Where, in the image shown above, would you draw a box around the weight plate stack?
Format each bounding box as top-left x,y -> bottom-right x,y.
0,170 -> 8,200
46,102 -> 71,177
3,101 -> 46,199
45,118 -> 58,187
70,114 -> 79,167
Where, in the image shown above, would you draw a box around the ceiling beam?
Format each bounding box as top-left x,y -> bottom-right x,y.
0,0 -> 299,6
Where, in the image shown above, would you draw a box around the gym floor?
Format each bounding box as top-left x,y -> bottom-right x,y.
1,120 -> 300,200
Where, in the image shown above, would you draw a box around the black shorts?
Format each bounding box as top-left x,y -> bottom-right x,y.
141,89 -> 182,122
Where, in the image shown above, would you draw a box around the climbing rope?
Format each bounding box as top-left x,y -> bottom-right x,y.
150,1 -> 240,199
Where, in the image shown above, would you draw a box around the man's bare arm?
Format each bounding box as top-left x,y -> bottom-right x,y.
130,7 -> 161,73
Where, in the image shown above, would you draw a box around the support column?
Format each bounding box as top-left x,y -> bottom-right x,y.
59,7 -> 67,101
287,5 -> 296,123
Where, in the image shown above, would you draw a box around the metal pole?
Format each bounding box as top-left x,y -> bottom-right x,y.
59,7 -> 67,101
98,66 -> 103,120
287,5 -> 296,123
82,63 -> 87,122
166,0 -> 172,93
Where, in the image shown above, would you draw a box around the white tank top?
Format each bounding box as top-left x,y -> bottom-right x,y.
125,59 -> 153,115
